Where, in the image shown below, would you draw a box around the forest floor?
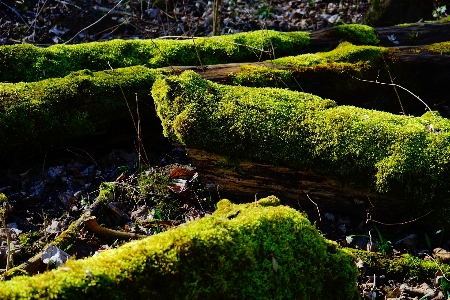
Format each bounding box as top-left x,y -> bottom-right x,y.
1,0 -> 449,299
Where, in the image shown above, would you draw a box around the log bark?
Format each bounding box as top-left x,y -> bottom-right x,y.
186,148 -> 412,223
308,22 -> 450,51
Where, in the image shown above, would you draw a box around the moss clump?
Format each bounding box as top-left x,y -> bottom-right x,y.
0,66 -> 168,159
0,197 -> 359,299
427,41 -> 450,54
153,71 -> 450,227
231,65 -> 296,89
333,24 -> 379,45
273,42 -> 388,69
230,43 -> 388,93
345,248 -> 450,280
0,30 -> 309,83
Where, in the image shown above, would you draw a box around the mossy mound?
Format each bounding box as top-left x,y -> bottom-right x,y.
0,66 -> 168,158
0,30 -> 309,83
333,24 -> 379,45
0,24 -> 378,83
0,196 -> 359,300
153,70 -> 450,226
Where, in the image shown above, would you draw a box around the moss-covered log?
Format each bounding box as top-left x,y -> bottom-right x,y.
0,25 -> 382,83
152,71 -> 450,227
0,30 -> 310,83
221,42 -> 450,117
0,197 -> 359,300
0,66 -> 170,161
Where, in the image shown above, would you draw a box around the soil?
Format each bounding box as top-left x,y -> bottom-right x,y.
1,0 -> 449,299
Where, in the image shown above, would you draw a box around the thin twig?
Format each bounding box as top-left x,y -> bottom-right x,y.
182,0 -> 205,71
64,0 -> 125,44
305,193 -> 322,222
348,72 -> 434,117
383,57 -> 406,115
0,1 -> 29,29
367,210 -> 433,226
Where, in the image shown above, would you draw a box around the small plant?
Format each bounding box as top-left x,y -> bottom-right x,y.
433,5 -> 447,20
425,233 -> 432,251
373,227 -> 392,255
346,227 -> 392,255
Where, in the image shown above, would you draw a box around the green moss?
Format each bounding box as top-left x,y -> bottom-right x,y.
153,71 -> 450,227
230,43 -> 388,92
333,24 -> 379,45
0,66 -> 168,158
273,42 -> 388,69
0,30 -> 309,83
427,41 -> 450,54
345,248 -> 450,280
231,65 -> 296,89
0,197 -> 359,299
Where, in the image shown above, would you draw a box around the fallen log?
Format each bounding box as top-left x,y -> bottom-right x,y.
0,24 -> 378,83
152,71 -> 450,228
167,42 -> 450,117
185,148 -> 409,222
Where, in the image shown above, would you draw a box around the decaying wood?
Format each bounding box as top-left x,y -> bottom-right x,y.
186,148 -> 412,223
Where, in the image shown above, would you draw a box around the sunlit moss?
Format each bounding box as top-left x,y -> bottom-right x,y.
153,71 -> 450,227
0,197 -> 359,299
333,24 -> 379,45
0,30 -> 310,83
427,41 -> 450,54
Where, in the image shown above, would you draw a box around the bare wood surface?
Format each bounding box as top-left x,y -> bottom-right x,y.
186,148 -> 411,222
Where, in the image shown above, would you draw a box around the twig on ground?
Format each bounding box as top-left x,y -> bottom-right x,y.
367,210 -> 433,226
305,193 -> 322,222
64,0 -> 125,44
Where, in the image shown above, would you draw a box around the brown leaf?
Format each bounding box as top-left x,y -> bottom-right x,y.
169,167 -> 195,179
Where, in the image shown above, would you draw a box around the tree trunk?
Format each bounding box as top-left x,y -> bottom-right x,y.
186,148 -> 411,223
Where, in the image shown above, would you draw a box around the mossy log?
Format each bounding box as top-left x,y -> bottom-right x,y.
0,197 -> 359,300
374,22 -> 450,47
173,42 -> 450,117
0,66 -> 170,163
152,71 -> 450,228
0,24 -> 381,83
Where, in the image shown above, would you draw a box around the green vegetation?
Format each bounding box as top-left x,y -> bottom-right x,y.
0,24 -> 378,83
346,248 -> 450,280
272,42 -> 388,69
333,24 -> 379,45
231,42 -> 388,91
427,41 -> 450,54
0,197 -> 359,299
0,66 -> 168,158
0,30 -> 310,83
153,71 -> 450,227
